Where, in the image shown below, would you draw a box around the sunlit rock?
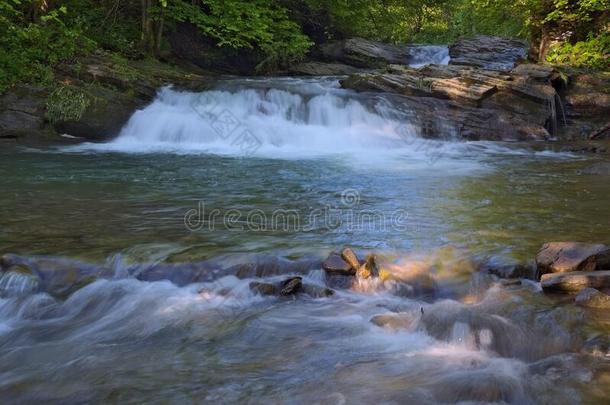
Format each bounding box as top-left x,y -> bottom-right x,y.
541,271 -> 610,293
536,242 -> 610,275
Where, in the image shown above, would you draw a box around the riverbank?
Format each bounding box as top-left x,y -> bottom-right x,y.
1,36 -> 609,147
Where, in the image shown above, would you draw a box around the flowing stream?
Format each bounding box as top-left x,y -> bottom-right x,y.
1,52 -> 609,403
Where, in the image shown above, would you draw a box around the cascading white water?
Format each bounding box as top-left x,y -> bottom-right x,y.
78,79 -> 426,159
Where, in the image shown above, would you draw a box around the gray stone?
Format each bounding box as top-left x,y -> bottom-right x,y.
536,242 -> 610,275
574,288 -> 610,308
541,271 -> 610,293
340,248 -> 361,271
322,253 -> 354,275
280,277 -> 302,296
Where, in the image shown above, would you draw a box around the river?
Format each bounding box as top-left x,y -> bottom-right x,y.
0,52 -> 609,403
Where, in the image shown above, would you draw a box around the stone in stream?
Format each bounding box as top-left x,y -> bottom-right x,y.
536,242 -> 610,275
340,247 -> 361,271
322,252 -> 355,275
541,271 -> 610,293
302,284 -> 335,298
574,288 -> 610,309
280,277 -> 303,296
356,254 -> 380,280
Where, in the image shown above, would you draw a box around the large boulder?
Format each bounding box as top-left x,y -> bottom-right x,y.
449,35 -> 528,71
319,38 -> 411,68
541,271 -> 610,293
536,242 -> 610,275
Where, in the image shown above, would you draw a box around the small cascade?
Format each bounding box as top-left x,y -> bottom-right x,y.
0,271 -> 39,297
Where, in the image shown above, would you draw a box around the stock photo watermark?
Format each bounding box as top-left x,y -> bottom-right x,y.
184,189 -> 408,233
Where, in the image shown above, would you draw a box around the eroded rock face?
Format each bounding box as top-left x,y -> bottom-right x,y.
541,271 -> 610,293
574,288 -> 610,308
536,242 -> 610,275
320,38 -> 412,68
449,35 -> 528,71
0,85 -> 49,140
340,63 -> 557,140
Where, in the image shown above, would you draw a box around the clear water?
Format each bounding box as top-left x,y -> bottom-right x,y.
0,77 -> 609,403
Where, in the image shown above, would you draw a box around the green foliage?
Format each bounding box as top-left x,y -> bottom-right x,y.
46,85 -> 91,124
167,0 -> 312,68
547,32 -> 610,69
0,0 -> 95,92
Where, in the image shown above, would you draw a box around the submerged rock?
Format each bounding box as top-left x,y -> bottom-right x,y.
370,312 -> 416,331
574,288 -> 610,308
249,281 -> 277,296
541,271 -> 610,293
280,277 -> 303,296
536,242 -> 610,275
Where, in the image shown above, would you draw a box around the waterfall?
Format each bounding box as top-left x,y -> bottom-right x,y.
73,78 -> 433,158
0,272 -> 39,297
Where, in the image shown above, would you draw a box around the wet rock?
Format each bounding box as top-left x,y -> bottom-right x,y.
0,254 -> 110,298
564,72 -> 610,119
536,242 -> 610,275
322,252 -> 354,275
449,35 -> 528,71
481,259 -> 538,280
249,281 -> 277,296
356,254 -> 379,279
541,271 -> 610,293
319,38 -> 411,68
370,312 -> 416,331
287,62 -> 361,76
340,248 -> 361,272
302,284 -> 334,298
511,64 -> 560,82
574,288 -> 610,308
280,277 -> 303,296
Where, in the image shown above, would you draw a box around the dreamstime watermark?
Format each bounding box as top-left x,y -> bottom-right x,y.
190,95 -> 262,156
184,189 -> 408,233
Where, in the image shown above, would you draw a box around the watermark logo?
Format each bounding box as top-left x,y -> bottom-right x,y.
190,96 -> 262,156
184,189 -> 408,233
